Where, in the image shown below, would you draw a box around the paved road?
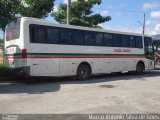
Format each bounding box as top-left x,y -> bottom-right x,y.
0,70 -> 160,114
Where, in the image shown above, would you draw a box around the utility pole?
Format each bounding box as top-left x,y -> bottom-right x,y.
138,13 -> 146,35
67,0 -> 71,25
143,13 -> 146,35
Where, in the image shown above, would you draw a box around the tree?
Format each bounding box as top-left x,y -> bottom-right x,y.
0,0 -> 54,31
0,0 -> 20,31
19,0 -> 54,18
51,0 -> 111,28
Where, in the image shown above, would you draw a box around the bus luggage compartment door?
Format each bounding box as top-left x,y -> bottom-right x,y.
31,58 -> 60,76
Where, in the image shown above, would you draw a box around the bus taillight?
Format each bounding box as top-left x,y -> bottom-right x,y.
22,49 -> 27,58
9,31 -> 12,40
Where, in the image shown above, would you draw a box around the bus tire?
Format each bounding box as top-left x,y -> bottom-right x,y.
136,63 -> 144,74
76,64 -> 90,80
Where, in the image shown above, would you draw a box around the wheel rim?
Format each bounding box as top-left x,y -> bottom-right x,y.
79,68 -> 87,77
77,65 -> 90,80
137,65 -> 142,73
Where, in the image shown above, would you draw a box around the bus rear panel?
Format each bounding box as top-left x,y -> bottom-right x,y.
5,18 -> 30,76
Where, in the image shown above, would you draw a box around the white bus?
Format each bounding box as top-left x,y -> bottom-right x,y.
5,17 -> 154,79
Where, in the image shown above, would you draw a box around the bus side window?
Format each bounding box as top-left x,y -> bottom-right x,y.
121,35 -> 129,47
84,31 -> 95,46
129,36 -> 136,48
60,28 -> 72,45
113,34 -> 121,47
47,27 -> 59,44
30,25 -> 38,43
38,26 -> 46,43
72,30 -> 83,45
104,33 -> 113,46
136,37 -> 143,48
95,33 -> 103,46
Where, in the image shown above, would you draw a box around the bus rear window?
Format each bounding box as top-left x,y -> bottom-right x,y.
6,19 -> 20,41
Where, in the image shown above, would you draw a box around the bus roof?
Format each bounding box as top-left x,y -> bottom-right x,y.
21,17 -> 151,37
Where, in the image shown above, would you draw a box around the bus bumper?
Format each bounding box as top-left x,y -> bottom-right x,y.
7,66 -> 30,76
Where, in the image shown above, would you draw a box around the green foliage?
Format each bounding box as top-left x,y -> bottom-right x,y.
0,0 -> 20,31
0,64 -> 7,76
0,0 -> 55,31
19,0 -> 54,18
0,43 -> 3,49
51,0 -> 111,28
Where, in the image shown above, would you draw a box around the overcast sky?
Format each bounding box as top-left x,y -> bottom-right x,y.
1,0 -> 160,39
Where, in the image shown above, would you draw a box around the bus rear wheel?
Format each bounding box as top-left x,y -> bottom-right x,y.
136,63 -> 144,74
76,64 -> 90,80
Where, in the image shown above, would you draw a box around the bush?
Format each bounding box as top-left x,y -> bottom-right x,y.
0,64 -> 7,76
0,42 -> 4,49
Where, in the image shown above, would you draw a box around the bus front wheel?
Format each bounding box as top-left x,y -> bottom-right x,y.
76,64 -> 90,80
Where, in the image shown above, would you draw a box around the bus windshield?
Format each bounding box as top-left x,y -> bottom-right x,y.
6,18 -> 20,41
153,40 -> 160,51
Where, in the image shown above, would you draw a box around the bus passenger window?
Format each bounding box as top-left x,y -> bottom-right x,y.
104,34 -> 113,46
38,26 -> 46,43
95,33 -> 103,46
72,30 -> 83,45
47,28 -> 59,44
121,35 -> 129,47
136,37 -> 143,48
30,26 -> 38,43
113,34 -> 121,47
84,31 -> 94,46
60,28 -> 72,44
129,36 -> 136,47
